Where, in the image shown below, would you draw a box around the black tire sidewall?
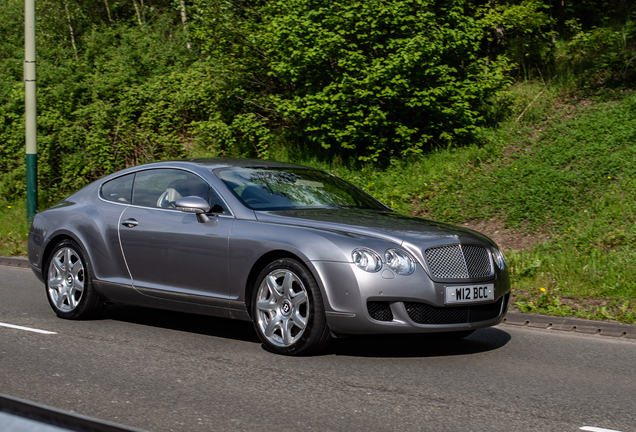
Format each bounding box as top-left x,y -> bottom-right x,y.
251,258 -> 328,356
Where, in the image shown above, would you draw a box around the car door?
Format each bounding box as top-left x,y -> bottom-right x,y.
118,168 -> 233,302
95,172 -> 136,287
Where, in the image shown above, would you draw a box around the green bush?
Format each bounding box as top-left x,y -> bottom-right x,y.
262,0 -> 512,163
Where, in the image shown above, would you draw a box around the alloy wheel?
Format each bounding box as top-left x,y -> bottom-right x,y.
255,269 -> 309,347
47,247 -> 85,312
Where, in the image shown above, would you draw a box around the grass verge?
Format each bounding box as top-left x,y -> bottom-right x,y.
0,200 -> 28,257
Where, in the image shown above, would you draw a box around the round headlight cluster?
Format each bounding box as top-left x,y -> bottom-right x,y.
491,247 -> 506,270
352,247 -> 416,275
351,248 -> 382,272
384,248 -> 415,275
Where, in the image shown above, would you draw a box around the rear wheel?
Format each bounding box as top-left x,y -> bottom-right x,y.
252,258 -> 331,355
45,240 -> 104,319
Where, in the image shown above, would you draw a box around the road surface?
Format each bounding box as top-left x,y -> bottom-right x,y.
1,265 -> 634,432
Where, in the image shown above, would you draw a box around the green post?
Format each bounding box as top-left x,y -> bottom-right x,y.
25,0 -> 37,223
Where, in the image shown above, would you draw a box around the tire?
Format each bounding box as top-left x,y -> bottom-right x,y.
45,240 -> 105,319
251,258 -> 331,355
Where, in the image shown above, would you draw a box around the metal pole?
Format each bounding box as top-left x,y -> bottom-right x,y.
25,0 -> 37,223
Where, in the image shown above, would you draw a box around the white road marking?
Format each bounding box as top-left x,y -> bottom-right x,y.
581,427 -> 624,432
0,322 -> 57,334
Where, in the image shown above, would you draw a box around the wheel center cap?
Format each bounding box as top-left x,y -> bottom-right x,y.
66,275 -> 73,285
281,299 -> 292,316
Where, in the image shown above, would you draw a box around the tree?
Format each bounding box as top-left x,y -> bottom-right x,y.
261,0 -> 511,162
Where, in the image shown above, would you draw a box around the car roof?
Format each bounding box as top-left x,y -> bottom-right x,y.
166,158 -> 314,170
95,158 -> 322,187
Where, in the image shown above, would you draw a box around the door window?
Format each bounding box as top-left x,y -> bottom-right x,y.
131,169 -> 227,213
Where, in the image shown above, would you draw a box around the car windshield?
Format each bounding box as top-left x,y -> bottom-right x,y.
213,167 -> 387,211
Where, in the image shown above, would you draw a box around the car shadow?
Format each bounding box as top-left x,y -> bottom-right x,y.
324,328 -> 511,358
101,304 -> 511,357
102,304 -> 261,344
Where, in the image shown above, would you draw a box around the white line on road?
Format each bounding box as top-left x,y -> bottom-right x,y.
0,322 -> 57,334
581,427 -> 624,432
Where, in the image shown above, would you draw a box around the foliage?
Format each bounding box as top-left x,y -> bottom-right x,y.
1,15 -> 281,203
0,200 -> 29,256
2,0 -> 636,205
2,19 -> 194,202
481,0 -> 554,76
510,246 -> 636,324
262,0 -> 512,163
563,20 -> 636,85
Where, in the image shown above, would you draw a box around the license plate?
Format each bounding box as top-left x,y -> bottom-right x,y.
445,284 -> 495,304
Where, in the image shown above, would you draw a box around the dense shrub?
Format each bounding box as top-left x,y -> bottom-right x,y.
262,0 -> 512,162
0,0 -> 635,204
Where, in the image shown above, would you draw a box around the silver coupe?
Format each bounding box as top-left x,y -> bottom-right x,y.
28,159 -> 511,355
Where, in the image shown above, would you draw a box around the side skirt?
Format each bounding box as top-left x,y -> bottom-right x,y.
93,280 -> 251,321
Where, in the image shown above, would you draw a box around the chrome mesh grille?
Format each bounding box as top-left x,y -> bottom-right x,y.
424,244 -> 493,280
405,296 -> 504,325
367,301 -> 393,322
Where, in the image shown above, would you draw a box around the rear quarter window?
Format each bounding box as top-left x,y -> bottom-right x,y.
100,174 -> 134,203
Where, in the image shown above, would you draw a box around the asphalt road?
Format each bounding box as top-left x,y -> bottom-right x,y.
1,264 -> 635,432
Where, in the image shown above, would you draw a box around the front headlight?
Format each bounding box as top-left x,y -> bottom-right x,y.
491,247 -> 506,270
352,248 -> 382,272
384,248 -> 415,275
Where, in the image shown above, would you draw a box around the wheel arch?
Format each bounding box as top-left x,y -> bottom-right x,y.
41,231 -> 90,274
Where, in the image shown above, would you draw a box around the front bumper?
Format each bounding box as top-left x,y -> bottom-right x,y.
312,261 -> 510,335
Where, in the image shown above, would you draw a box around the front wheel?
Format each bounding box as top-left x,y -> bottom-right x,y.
252,258 -> 331,355
45,240 -> 104,319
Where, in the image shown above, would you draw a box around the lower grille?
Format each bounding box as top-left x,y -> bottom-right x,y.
404,296 -> 504,325
367,301 -> 393,322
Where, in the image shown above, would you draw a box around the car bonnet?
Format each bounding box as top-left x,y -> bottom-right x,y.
255,209 -> 496,247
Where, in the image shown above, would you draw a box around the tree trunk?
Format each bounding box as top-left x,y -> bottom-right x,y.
104,0 -> 113,23
179,0 -> 191,49
64,1 -> 78,59
132,0 -> 143,26
140,0 -> 145,24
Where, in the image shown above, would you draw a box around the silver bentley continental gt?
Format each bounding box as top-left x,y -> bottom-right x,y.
28,159 -> 511,355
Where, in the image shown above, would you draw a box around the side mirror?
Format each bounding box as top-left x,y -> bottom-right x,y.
176,196 -> 211,223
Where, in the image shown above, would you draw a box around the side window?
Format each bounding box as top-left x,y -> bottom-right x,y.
101,174 -> 134,203
132,169 -> 228,213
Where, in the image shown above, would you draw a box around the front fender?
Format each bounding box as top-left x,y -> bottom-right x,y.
228,219 -> 401,302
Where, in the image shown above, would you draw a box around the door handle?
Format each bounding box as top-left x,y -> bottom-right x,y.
121,219 -> 138,228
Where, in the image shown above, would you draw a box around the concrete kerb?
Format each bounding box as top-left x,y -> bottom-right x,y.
2,256 -> 635,339
503,312 -> 636,340
0,256 -> 30,268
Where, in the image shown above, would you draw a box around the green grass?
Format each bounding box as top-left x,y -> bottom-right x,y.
0,200 -> 29,257
508,246 -> 636,323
